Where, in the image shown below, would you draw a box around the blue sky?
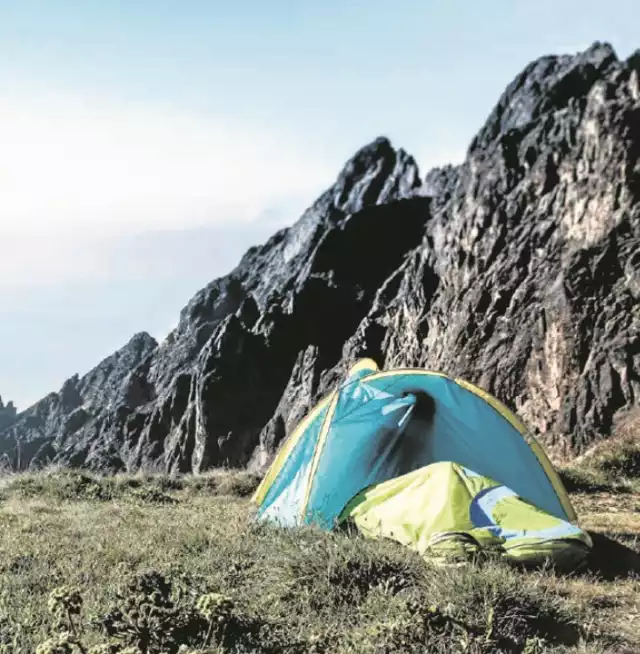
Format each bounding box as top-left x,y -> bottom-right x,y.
0,1 -> 638,409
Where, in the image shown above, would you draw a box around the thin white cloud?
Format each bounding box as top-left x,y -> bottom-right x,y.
0,88 -> 335,285
0,89 -> 334,232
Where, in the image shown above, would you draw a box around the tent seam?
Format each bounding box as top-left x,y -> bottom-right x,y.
299,389 -> 340,521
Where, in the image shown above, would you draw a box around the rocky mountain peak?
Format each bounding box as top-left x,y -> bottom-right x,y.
0,396 -> 17,431
470,41 -> 619,155
332,136 -> 421,212
1,41 -> 638,473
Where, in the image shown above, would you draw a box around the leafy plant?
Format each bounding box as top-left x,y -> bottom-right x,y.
97,571 -> 204,653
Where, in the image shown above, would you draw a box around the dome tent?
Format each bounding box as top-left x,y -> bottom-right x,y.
252,359 -> 592,568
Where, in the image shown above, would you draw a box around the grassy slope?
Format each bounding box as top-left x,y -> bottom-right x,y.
0,419 -> 638,654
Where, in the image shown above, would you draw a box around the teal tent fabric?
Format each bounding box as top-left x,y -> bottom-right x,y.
256,365 -> 573,529
257,403 -> 329,526
305,384 -> 416,527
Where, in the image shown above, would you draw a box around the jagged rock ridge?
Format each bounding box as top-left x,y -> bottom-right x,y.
1,42 -> 638,472
0,334 -> 157,470
0,397 -> 17,433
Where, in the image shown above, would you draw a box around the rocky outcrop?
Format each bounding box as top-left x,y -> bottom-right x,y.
1,42 -> 638,472
0,333 -> 157,470
345,42 -> 640,458
0,397 -> 17,432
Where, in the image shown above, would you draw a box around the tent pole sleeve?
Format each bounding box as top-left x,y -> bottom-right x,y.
299,389 -> 340,521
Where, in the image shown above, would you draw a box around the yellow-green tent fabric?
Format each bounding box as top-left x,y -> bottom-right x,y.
252,359 -> 592,569
341,461 -> 591,569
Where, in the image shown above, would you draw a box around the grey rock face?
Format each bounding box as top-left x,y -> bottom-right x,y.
347,41 -> 640,458
1,43 -> 638,471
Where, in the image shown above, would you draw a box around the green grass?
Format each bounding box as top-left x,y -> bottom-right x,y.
559,409 -> 640,495
0,470 -> 634,654
0,468 -> 262,504
0,436 -> 638,654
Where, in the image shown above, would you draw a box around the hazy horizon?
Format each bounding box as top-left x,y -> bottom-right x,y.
1,1 -> 639,410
